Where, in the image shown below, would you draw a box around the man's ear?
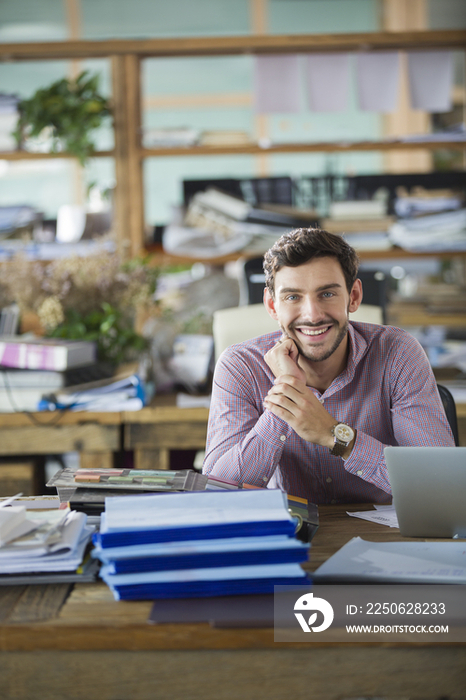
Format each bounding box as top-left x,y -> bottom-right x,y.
348,278 -> 363,313
264,287 -> 279,320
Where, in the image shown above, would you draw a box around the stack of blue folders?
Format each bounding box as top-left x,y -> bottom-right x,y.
91,489 -> 310,600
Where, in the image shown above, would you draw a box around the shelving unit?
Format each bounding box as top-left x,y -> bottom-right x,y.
1,29 -> 465,258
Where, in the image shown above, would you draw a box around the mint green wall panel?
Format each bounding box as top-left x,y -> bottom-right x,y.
0,0 -> 67,41
81,0 -> 250,39
0,161 -> 74,218
143,56 -> 253,97
268,0 -> 379,34
0,61 -> 70,98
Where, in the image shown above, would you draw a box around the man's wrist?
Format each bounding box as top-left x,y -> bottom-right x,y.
341,431 -> 357,460
329,422 -> 356,458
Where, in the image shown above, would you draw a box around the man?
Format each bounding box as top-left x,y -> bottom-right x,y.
203,228 -> 455,504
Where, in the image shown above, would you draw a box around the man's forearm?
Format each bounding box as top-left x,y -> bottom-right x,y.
203,410 -> 290,486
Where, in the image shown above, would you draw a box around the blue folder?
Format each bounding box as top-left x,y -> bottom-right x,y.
94,519 -> 297,548
112,575 -> 311,600
105,546 -> 308,574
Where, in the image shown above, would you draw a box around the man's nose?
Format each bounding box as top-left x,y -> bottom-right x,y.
300,296 -> 325,323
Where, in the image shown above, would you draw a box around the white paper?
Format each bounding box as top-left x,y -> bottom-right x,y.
347,504 -> 399,528
313,536 -> 466,583
102,489 -> 292,532
305,52 -> 350,112
356,52 -> 400,112
0,510 -> 84,559
407,51 -> 453,112
253,54 -> 301,113
0,496 -> 60,510
0,526 -> 93,574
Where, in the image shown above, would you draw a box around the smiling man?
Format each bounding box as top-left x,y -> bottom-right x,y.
202,228 -> 455,504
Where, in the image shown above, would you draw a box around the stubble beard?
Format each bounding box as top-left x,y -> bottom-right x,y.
284,317 -> 349,363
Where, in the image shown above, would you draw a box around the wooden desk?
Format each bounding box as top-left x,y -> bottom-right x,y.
0,504 -> 465,700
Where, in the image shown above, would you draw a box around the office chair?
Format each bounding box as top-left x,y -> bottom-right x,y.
241,257 -> 267,305
355,269 -> 388,324
212,304 -> 278,360
437,384 -> 460,447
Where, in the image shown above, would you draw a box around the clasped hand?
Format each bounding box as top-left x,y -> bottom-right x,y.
264,374 -> 335,447
263,336 -> 335,447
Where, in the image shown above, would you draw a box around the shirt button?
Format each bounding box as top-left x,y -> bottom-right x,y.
262,476 -> 268,482
357,470 -> 363,476
280,435 -> 286,441
326,476 -> 332,483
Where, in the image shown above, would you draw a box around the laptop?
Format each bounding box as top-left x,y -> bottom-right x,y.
384,446 -> 466,538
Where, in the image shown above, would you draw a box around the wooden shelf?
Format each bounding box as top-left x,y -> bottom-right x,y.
0,150 -> 114,161
1,30 -> 465,61
2,29 -> 465,258
142,140 -> 466,158
144,244 -> 466,267
3,138 -> 462,164
387,304 -> 466,327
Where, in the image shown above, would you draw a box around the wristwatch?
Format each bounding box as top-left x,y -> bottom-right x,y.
329,422 -> 355,457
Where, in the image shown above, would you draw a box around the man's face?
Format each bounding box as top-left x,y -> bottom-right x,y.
264,256 -> 362,363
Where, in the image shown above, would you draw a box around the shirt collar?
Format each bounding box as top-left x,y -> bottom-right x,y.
323,322 -> 369,396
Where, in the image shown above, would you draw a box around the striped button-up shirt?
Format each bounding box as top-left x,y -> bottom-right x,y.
203,322 -> 454,504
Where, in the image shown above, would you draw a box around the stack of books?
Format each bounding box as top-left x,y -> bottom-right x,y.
0,499 -> 97,584
322,200 -> 394,252
0,335 -> 105,412
91,489 -> 310,600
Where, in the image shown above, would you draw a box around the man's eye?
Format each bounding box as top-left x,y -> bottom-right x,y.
321,292 -> 335,298
285,295 -> 299,301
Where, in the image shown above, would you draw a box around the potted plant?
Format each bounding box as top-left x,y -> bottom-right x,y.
13,71 -> 111,165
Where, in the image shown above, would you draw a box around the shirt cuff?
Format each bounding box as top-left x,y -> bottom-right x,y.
343,430 -> 391,493
253,409 -> 294,447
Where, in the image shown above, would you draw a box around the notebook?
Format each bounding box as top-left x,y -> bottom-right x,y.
384,446 -> 466,538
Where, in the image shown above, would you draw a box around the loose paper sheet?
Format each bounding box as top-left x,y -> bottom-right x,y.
253,54 -> 301,113
313,536 -> 466,583
305,52 -> 350,112
407,51 -> 453,112
347,504 -> 399,528
356,51 -> 400,112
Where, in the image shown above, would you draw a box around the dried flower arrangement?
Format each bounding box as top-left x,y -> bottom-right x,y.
0,252 -> 159,365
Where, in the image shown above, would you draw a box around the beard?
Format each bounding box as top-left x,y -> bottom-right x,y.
282,315 -> 349,363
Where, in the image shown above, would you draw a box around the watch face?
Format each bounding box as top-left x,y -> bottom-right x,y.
334,423 -> 354,443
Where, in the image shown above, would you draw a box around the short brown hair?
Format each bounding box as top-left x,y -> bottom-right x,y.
263,228 -> 360,297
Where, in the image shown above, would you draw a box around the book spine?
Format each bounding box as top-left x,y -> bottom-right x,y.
0,342 -> 67,371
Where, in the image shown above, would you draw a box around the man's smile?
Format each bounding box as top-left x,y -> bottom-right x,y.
296,325 -> 332,337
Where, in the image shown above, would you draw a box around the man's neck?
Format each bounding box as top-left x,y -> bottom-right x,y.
299,335 -> 349,393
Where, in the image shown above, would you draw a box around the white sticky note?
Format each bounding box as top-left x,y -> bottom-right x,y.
407,50 -> 453,112
253,54 -> 301,113
305,52 -> 350,112
356,51 -> 400,112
